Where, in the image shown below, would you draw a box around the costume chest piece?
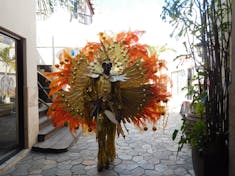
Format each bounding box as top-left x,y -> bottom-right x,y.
97,76 -> 112,100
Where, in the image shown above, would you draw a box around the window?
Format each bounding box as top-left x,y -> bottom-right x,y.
171,70 -> 186,95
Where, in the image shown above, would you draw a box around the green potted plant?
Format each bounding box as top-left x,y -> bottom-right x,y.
173,68 -> 207,150
161,0 -> 231,175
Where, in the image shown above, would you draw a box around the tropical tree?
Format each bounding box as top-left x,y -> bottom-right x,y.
36,0 -> 94,23
0,47 -> 15,71
0,47 -> 15,103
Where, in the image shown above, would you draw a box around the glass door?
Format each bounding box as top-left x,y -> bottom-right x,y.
0,30 -> 24,163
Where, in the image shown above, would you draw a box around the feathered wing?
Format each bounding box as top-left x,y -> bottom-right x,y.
114,33 -> 171,130
118,54 -> 170,130
46,51 -> 96,134
120,85 -> 152,117
120,84 -> 169,130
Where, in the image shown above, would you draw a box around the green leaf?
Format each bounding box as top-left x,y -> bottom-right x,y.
194,102 -> 204,117
172,129 -> 179,140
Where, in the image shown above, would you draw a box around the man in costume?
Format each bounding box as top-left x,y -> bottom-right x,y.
45,31 -> 171,171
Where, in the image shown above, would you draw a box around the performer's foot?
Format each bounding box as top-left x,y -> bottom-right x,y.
105,163 -> 109,169
97,165 -> 103,172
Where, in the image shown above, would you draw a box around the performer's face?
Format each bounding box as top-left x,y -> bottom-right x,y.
102,62 -> 112,76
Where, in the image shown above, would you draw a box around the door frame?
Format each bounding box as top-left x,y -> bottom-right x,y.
0,26 -> 25,164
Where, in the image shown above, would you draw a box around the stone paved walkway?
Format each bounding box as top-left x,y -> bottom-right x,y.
2,112 -> 195,176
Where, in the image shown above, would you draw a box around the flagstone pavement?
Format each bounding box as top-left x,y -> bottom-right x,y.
3,110 -> 195,176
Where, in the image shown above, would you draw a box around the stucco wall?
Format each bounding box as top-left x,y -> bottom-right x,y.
0,0 -> 39,148
229,1 -> 235,175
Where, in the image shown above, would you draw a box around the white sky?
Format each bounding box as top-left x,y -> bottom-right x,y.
37,0 -> 186,64
92,0 -> 172,44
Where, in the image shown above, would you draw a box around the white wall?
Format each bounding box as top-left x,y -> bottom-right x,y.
0,0 -> 39,147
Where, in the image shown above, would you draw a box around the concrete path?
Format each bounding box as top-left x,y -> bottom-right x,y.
3,112 -> 195,176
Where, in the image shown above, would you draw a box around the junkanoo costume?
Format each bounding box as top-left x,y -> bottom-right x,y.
45,31 -> 171,171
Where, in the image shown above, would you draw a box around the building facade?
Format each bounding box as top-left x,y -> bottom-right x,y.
0,0 -> 38,172
0,0 -> 95,174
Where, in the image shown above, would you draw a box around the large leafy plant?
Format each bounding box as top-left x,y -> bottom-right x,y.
161,0 -> 232,153
172,70 -> 207,153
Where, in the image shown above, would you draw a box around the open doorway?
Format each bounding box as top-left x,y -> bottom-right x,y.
0,28 -> 24,164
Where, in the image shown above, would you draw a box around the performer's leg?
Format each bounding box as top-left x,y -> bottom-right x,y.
97,114 -> 107,172
106,122 -> 116,164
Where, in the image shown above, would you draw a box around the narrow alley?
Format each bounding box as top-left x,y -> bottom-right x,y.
3,110 -> 194,176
